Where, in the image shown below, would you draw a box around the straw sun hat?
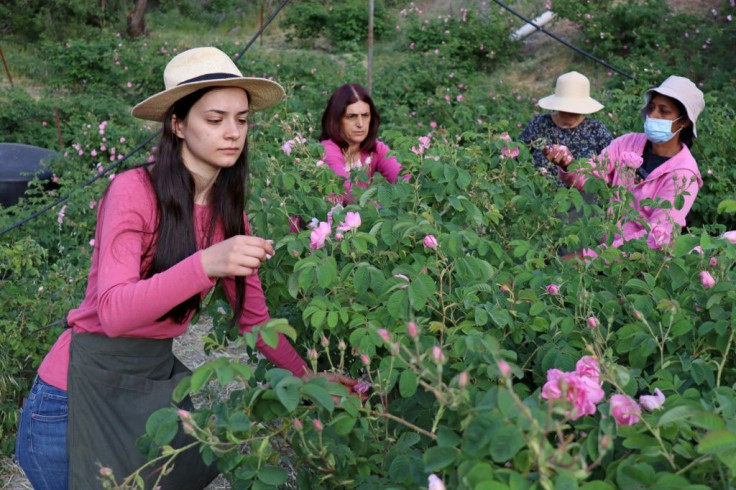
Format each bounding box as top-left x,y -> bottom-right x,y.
640,75 -> 705,137
538,71 -> 604,115
132,47 -> 285,122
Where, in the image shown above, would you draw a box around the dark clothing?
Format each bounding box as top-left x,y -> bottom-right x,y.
520,114 -> 613,178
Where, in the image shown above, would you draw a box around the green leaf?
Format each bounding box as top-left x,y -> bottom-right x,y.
190,363 -> 215,392
399,369 -> 418,397
257,465 -> 287,486
389,455 -> 411,484
274,376 -> 303,412
423,446 -> 458,472
300,382 -> 335,413
698,430 -> 736,454
489,425 -> 525,462
228,412 -> 250,432
330,413 -> 356,435
657,405 -> 701,427
260,328 -> 279,349
317,256 -> 337,288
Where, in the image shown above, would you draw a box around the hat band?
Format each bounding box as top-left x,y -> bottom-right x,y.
177,72 -> 241,86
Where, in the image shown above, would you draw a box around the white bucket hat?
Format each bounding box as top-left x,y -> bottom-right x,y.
538,71 -> 604,115
132,47 -> 285,122
641,75 -> 705,137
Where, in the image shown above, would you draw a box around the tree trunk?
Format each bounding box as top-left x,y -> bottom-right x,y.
126,0 -> 148,38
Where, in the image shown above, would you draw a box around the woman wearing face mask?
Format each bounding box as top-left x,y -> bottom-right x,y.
318,83 -> 407,205
557,75 -> 705,252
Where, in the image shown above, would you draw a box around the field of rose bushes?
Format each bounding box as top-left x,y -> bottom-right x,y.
2,0 -> 736,488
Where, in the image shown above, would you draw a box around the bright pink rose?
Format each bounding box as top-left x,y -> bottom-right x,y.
498,360 -> 511,377
646,225 -> 671,249
309,221 -> 331,250
501,145 -> 520,159
587,316 -> 599,329
610,394 -> 642,425
699,270 -> 716,288
546,283 -> 560,295
639,388 -> 666,411
407,321 -> 419,338
542,368 -> 604,420
423,234 -> 438,249
337,211 -> 361,232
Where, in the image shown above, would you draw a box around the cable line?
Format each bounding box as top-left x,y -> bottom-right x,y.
0,0 -> 291,237
491,0 -> 637,81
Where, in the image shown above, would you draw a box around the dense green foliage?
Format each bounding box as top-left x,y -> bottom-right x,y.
1,0 -> 736,488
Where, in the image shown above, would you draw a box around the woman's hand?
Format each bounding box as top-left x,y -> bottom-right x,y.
543,144 -> 574,168
302,370 -> 367,403
200,235 -> 274,278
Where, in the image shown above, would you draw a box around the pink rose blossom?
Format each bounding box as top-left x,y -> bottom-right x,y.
610,394 -> 642,425
337,211 -> 361,232
57,205 -> 67,224
639,388 -> 666,411
423,234 -> 438,249
499,132 -> 512,142
407,322 -> 419,338
312,419 -> 324,432
354,379 -> 372,394
377,329 -> 391,343
647,225 -> 671,249
497,360 -> 511,377
361,354 -> 371,366
458,371 -> 469,388
709,257 -> 718,267
432,346 -> 446,364
575,356 -> 600,381
546,284 -> 559,295
501,146 -> 519,159
620,151 -> 644,169
722,230 -> 736,244
428,474 -> 446,490
699,270 -> 716,288
309,221 -> 331,250
587,316 -> 599,329
542,368 -> 605,420
292,419 -> 303,431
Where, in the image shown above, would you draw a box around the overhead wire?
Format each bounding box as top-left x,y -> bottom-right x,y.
0,0 -> 291,237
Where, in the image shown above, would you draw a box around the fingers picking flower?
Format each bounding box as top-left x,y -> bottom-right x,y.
639,388 -> 666,411
428,474 -> 447,490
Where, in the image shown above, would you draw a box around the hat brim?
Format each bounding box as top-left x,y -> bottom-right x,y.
641,88 -> 698,137
132,77 -> 285,122
538,94 -> 604,115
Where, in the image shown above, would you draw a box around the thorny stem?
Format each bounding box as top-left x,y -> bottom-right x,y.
717,328 -> 735,388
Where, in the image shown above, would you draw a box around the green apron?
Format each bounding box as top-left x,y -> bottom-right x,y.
67,332 -> 219,489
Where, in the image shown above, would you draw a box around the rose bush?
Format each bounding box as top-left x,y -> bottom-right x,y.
1,3 -> 736,488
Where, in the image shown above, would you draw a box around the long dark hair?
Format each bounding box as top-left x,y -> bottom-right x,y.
318,83 -> 380,154
144,87 -> 249,325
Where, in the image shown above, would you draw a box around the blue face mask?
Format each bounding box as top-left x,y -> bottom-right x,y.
644,116 -> 682,144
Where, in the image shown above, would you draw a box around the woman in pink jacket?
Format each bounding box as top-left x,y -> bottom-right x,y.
554,75 -> 705,254
15,47 -> 358,490
318,83 -> 406,204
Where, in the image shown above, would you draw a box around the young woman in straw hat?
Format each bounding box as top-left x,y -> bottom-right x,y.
557,75 -> 705,255
15,46 -> 359,489
520,71 -> 613,180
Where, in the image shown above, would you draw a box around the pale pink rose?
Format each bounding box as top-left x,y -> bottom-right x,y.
309,221 -> 331,250
377,329 -> 391,343
546,283 -> 559,295
620,151 -> 644,169
610,394 -> 642,425
312,419 -> 324,432
722,230 -> 736,244
407,321 -> 419,338
354,379 -> 372,394
709,257 -> 718,267
361,354 -> 371,366
691,246 -> 704,254
57,204 -> 67,224
337,211 -> 361,232
428,474 -> 446,490
281,140 -> 293,155
501,145 -> 520,159
499,131 -> 512,142
699,270 -> 716,288
575,356 -> 600,381
587,316 -> 599,329
646,225 -> 671,249
639,388 -> 666,411
432,346 -> 446,364
423,234 -> 438,249
458,371 -> 469,388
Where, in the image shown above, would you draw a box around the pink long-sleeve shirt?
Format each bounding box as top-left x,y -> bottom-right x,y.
321,139 -> 403,204
559,133 -> 702,250
38,167 -> 307,390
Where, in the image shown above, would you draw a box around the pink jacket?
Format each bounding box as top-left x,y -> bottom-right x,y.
39,168 -> 307,390
559,133 -> 702,250
321,139 -> 403,204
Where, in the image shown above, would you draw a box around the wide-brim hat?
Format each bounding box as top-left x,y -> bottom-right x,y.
132,47 -> 285,122
640,75 -> 704,137
538,71 -> 604,115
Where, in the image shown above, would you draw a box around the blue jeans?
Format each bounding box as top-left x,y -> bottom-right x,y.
15,376 -> 69,490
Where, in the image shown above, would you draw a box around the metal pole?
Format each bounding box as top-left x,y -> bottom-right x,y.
0,46 -> 13,85
367,0 -> 374,95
